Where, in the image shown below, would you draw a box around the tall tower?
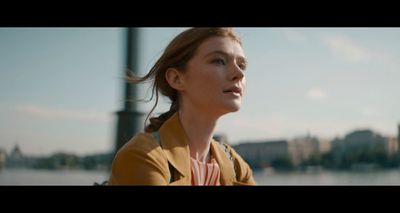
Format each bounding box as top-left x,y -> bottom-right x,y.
115,28 -> 144,155
398,123 -> 400,152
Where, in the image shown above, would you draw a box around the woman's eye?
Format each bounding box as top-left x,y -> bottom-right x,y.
212,58 -> 226,65
239,63 -> 247,71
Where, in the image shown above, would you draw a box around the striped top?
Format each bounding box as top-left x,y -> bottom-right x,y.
190,156 -> 221,186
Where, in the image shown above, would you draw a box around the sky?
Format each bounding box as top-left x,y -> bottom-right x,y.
0,27 -> 399,156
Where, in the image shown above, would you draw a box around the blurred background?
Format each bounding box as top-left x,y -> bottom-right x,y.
1,27 -> 400,185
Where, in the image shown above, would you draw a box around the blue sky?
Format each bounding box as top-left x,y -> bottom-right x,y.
1,28 -> 399,155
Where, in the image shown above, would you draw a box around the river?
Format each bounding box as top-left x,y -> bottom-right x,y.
1,168 -> 400,185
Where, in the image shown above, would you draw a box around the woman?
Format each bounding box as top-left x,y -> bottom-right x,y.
108,28 -> 256,185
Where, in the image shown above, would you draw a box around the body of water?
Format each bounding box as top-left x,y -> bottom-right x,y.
253,167 -> 400,185
0,169 -> 109,185
1,168 -> 400,185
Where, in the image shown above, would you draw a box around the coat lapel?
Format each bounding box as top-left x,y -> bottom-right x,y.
158,112 -> 191,184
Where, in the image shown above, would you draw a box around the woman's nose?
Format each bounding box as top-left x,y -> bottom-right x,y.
229,63 -> 245,82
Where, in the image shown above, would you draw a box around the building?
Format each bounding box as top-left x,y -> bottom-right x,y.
233,135 -> 323,168
398,123 -> 400,152
330,129 -> 398,168
6,144 -> 27,168
385,137 -> 398,156
332,129 -> 388,154
288,135 -> 320,165
318,138 -> 332,154
233,140 -> 289,168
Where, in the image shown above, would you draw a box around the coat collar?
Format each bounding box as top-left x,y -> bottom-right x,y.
158,112 -> 191,179
158,112 -> 236,184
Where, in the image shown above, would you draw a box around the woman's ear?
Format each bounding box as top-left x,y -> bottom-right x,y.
165,68 -> 185,91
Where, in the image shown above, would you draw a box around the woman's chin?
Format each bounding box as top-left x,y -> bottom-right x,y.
225,102 -> 241,113
213,101 -> 242,116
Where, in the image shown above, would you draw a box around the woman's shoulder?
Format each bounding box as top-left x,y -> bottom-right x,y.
109,132 -> 170,185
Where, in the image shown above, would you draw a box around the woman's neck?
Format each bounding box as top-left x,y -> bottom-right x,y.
178,108 -> 219,163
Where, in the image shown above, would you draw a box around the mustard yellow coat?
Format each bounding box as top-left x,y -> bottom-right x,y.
108,112 -> 256,185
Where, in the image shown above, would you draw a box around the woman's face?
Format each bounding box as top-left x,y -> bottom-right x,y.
180,36 -> 247,116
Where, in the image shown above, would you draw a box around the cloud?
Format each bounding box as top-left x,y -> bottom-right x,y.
322,35 -> 370,63
14,104 -> 109,123
306,88 -> 328,100
277,28 -> 306,43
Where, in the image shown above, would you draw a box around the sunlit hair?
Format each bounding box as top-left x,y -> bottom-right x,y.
128,28 -> 242,133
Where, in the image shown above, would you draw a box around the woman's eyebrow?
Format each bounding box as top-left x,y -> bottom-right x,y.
204,50 -> 247,63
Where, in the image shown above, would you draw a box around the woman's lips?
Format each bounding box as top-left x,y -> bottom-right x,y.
223,86 -> 242,96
